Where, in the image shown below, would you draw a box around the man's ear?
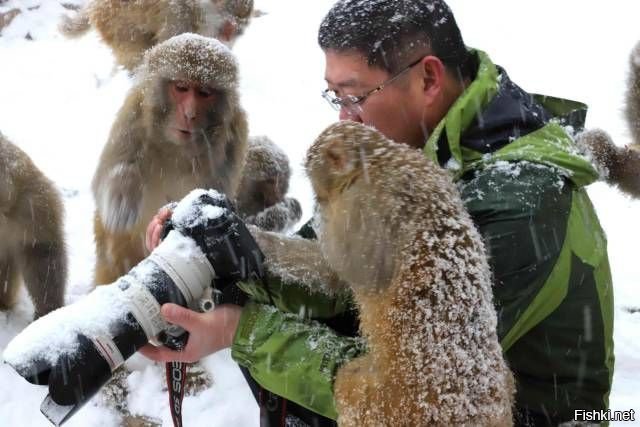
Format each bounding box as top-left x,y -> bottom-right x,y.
419,55 -> 446,105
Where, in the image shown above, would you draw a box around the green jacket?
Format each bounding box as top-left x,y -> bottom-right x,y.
232,51 -> 614,426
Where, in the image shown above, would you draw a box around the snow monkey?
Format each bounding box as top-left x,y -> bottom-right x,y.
236,135 -> 302,232
92,34 -> 248,285
59,0 -> 254,71
576,40 -> 640,198
0,132 -> 67,318
304,121 -> 515,427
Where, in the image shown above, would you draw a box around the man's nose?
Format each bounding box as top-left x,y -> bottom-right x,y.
339,106 -> 362,122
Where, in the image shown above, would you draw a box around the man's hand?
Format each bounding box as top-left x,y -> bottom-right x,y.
145,207 -> 173,252
139,303 -> 242,363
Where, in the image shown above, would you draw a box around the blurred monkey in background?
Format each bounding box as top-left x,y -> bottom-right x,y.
237,136 -> 302,232
92,34 -> 248,285
59,0 -> 254,71
0,132 -> 67,318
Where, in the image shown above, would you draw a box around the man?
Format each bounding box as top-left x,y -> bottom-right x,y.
142,1 -> 614,425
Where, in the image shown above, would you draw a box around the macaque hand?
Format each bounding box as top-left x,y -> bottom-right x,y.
138,303 -> 242,363
283,197 -> 302,222
145,206 -> 174,252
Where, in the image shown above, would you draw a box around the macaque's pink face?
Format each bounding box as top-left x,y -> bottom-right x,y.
167,81 -> 218,145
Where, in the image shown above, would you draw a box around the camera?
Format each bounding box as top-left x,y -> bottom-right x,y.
3,189 -> 264,426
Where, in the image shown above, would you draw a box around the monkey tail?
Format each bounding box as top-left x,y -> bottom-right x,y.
58,8 -> 91,38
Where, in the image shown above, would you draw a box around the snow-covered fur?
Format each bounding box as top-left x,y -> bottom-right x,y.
243,197 -> 301,232
576,40 -> 640,198
306,122 -> 514,427
242,135 -> 291,183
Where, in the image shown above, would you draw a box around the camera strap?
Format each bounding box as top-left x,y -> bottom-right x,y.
166,358 -> 188,427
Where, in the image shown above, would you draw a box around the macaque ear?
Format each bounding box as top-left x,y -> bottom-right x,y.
324,138 -> 351,174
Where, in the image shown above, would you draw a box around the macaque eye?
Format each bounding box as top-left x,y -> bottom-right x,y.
197,87 -> 215,98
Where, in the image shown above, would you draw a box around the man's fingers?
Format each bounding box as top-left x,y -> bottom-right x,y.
139,343 -> 193,363
138,343 -> 177,363
161,303 -> 202,331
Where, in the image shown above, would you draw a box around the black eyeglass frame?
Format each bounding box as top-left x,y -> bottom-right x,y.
322,56 -> 425,111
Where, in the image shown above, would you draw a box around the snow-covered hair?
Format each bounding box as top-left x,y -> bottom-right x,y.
318,0 -> 474,78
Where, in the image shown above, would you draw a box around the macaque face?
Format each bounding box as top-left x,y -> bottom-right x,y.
165,80 -> 220,150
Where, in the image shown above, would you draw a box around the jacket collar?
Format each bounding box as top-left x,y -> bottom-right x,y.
423,49 -> 598,187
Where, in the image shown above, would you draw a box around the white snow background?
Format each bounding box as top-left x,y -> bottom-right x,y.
0,0 -> 639,426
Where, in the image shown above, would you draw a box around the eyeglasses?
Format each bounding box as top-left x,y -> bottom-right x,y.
322,56 -> 424,112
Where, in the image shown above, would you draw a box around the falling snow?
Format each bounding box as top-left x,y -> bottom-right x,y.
0,0 -> 639,426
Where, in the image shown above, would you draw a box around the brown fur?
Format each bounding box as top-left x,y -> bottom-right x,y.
0,132 -> 67,318
576,128 -> 640,198
248,226 -> 345,292
92,35 -> 248,284
626,40 -> 640,148
0,8 -> 21,34
237,135 -> 302,232
305,122 -> 514,426
59,0 -> 254,71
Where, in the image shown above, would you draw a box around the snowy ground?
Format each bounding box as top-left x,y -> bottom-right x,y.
0,0 -> 639,426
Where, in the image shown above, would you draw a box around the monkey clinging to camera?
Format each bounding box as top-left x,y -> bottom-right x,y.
306,121 -> 515,427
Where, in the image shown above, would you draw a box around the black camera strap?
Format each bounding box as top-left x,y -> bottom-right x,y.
166,359 -> 187,427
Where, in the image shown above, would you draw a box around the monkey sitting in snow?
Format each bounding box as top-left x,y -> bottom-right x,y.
305,121 -> 515,427
577,40 -> 640,198
236,135 -> 302,232
0,132 -> 67,319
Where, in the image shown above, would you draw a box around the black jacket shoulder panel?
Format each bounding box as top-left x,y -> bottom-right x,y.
461,67 -> 552,154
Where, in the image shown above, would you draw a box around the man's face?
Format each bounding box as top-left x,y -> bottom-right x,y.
324,49 -> 427,148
